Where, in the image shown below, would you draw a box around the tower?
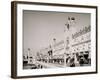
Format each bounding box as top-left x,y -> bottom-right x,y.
64,17 -> 76,67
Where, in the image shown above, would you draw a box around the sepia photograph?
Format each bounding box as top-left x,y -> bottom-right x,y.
23,10 -> 91,69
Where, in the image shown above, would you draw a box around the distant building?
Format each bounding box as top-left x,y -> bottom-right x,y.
23,48 -> 36,64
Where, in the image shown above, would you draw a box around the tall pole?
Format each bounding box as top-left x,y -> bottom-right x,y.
28,48 -> 30,64
53,38 -> 56,55
64,17 -> 76,67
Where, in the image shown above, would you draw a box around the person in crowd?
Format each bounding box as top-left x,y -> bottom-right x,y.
69,56 -> 75,67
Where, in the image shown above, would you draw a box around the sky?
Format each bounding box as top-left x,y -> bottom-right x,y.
23,10 -> 90,54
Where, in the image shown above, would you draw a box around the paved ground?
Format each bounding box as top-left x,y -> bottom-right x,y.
23,61 -> 91,69
36,61 -> 65,68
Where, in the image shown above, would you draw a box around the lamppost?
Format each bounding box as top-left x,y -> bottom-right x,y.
64,17 -> 76,67
52,38 -> 56,55
53,38 -> 56,45
27,48 -> 30,64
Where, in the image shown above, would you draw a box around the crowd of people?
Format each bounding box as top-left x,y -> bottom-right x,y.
23,47 -> 91,69
36,49 -> 91,67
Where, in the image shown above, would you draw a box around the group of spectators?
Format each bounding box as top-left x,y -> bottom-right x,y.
37,51 -> 91,67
